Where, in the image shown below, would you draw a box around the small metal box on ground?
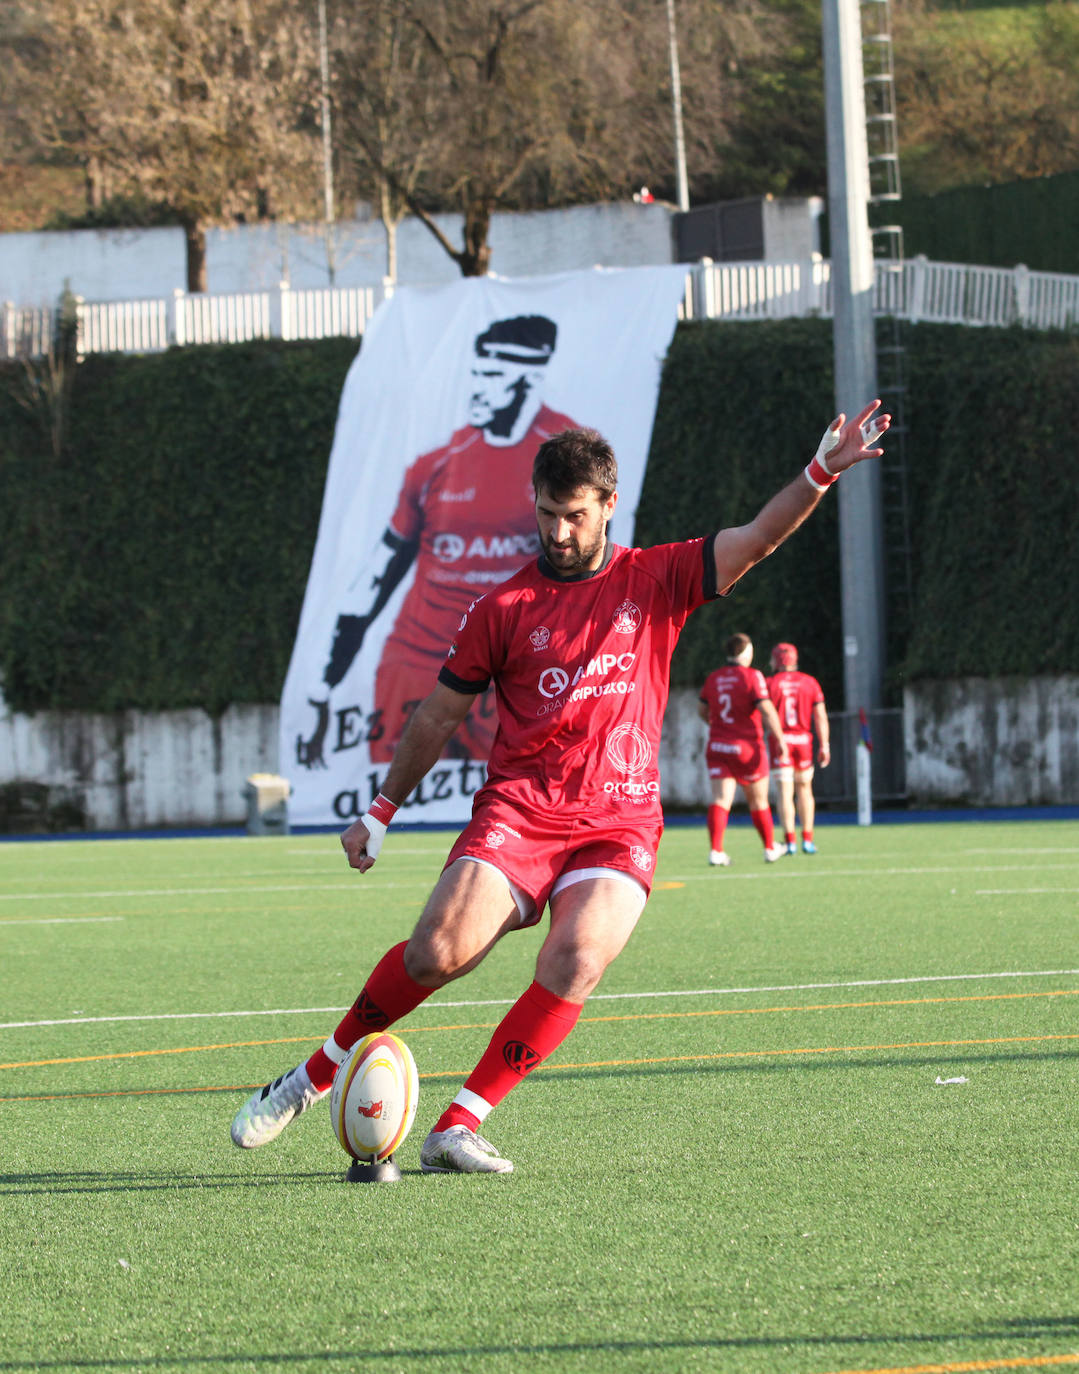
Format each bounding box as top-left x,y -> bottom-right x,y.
242,773 -> 291,835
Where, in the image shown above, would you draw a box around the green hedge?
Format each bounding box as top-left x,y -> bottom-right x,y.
0,339 -> 356,714
2,319 -> 1078,717
820,172 -> 1079,276
893,173 -> 1079,277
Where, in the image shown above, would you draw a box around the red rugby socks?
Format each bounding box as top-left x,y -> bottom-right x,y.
434,981 -> 583,1134
750,806 -> 776,850
304,941 -> 433,1092
707,803 -> 730,852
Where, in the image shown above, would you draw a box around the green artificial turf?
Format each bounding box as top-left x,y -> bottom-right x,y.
1,820 -> 1077,1374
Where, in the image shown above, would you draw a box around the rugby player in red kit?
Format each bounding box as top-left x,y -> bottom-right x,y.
236,401 -> 888,1174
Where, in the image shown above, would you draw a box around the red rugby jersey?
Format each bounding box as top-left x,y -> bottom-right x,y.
384,404 -> 578,664
699,664 -> 770,745
767,669 -> 824,739
439,539 -> 719,817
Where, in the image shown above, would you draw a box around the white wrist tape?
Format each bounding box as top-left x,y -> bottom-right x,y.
358,812 -> 387,861
814,420 -> 843,476
860,416 -> 886,447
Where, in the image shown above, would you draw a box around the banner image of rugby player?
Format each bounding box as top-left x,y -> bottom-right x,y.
280,266 -> 689,826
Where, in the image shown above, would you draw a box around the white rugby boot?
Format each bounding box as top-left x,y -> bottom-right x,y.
764,843 -> 786,863
708,850 -> 732,867
230,1063 -> 328,1149
420,1125 -> 514,1175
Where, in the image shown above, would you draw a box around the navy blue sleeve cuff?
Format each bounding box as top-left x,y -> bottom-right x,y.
702,534 -> 723,599
438,664 -> 491,695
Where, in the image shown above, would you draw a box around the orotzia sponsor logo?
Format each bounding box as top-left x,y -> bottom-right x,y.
603,723 -> 658,799
605,723 -> 651,775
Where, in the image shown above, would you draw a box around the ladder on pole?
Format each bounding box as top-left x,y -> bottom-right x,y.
861,0 -> 914,663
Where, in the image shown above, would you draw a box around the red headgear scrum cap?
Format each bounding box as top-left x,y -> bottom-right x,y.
772,642 -> 798,669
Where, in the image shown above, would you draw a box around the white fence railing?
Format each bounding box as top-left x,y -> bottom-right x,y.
5,257 -> 1078,360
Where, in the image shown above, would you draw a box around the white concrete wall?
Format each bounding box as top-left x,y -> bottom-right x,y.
0,202 -> 676,307
762,196 -> 824,262
4,678 -> 1077,830
0,700 -> 279,829
903,676 -> 1079,806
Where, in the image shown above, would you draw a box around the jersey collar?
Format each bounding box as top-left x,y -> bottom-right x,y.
537,539 -> 618,583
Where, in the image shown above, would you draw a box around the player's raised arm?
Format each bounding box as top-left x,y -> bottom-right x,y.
711,400 -> 889,595
341,681 -> 474,873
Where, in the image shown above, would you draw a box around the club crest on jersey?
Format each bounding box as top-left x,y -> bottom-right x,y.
529,625 -> 551,651
611,600 -> 642,634
630,846 -> 653,872
485,829 -> 506,848
605,722 -> 652,776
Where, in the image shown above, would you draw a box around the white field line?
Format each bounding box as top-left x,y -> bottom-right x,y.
976,887 -> 1079,895
963,847 -> 1079,854
3,968 -> 1077,1032
659,862 -> 1079,884
0,880 -> 431,901
0,916 -> 123,926
3,861 -> 1079,904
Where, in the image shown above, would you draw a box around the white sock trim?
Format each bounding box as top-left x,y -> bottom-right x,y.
453,1087 -> 494,1123
321,1036 -> 350,1066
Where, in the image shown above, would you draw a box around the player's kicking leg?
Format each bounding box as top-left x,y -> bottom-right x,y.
230,942 -> 436,1148
231,1063 -> 327,1149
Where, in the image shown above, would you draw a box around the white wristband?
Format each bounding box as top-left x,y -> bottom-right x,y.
357,812 -> 387,861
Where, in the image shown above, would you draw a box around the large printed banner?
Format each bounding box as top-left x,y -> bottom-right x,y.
280,265 -> 689,826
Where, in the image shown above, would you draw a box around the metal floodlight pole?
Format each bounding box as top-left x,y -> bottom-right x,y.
822,0 -> 886,713
666,0 -> 690,212
318,0 -> 337,285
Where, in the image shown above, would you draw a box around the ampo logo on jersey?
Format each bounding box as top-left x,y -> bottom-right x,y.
434,533 -> 467,564
538,667 -> 570,699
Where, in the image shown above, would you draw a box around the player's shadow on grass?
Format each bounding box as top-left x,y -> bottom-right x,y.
0,1168 -> 433,1195
1,1316 -> 1078,1369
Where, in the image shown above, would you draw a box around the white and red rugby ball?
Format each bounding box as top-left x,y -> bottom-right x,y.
329,1032 -> 419,1162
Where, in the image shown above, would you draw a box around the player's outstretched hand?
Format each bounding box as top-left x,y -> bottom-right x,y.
341,814 -> 382,874
814,399 -> 890,476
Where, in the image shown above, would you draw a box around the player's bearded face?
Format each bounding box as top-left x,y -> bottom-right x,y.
535,486 -> 616,576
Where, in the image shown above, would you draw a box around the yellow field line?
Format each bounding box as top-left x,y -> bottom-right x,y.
2,1032 -> 1077,1102
2,987 -> 1076,1071
821,1349 -> 1079,1372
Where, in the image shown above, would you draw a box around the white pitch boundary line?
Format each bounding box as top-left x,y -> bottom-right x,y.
3,967 -> 1077,1032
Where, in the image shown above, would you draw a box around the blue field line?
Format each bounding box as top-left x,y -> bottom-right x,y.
2,802 -> 1078,843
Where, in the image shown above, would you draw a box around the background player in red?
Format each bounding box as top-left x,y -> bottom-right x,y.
296,314 -> 580,768
697,633 -> 790,867
233,400 -> 889,1175
767,641 -> 831,854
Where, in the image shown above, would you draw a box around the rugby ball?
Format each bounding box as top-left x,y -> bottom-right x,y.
329,1032 -> 419,1162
